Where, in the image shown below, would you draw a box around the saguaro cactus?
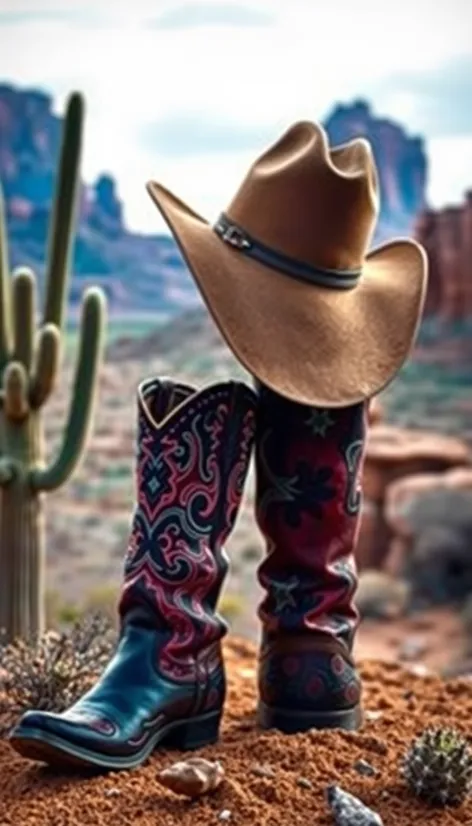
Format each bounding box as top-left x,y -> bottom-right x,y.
0,92 -> 107,642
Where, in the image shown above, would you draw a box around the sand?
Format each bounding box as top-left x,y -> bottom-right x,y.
1,637 -> 471,826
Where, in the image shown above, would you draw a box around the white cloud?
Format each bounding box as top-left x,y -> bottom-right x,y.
1,0 -> 472,231
428,136 -> 472,208
148,2 -> 274,29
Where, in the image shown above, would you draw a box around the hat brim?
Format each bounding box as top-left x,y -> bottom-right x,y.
146,181 -> 428,408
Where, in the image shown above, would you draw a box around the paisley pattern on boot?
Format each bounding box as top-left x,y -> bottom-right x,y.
120,377 -> 257,682
9,379 -> 257,769
255,384 -> 367,729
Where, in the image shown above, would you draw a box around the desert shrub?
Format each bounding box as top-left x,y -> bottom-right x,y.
218,593 -> 246,622
45,589 -> 82,627
57,603 -> 82,625
102,464 -> 130,480
0,613 -> 117,737
240,544 -> 262,563
82,584 -> 119,623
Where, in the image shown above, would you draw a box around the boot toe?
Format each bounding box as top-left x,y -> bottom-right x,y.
16,706 -> 116,738
9,707 -> 119,767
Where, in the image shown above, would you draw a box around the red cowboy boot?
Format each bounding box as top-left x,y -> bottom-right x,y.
10,378 -> 257,770
254,382 -> 367,733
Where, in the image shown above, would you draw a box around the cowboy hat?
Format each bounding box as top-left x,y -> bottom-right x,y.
146,120 -> 428,407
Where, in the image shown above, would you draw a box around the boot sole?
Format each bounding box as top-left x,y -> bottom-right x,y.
9,710 -> 221,771
257,701 -> 362,733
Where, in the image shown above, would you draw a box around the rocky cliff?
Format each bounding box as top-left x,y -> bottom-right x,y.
1,85 -> 429,315
415,193 -> 472,321
324,99 -> 428,242
0,83 -> 197,316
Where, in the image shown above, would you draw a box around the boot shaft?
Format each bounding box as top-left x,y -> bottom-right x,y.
255,384 -> 367,727
127,377 -> 256,555
255,383 -> 367,644
119,378 -> 257,678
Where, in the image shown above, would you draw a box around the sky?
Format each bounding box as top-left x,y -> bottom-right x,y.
1,0 -> 472,234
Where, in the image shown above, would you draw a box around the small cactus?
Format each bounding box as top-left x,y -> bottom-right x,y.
402,726 -> 472,806
0,92 -> 107,642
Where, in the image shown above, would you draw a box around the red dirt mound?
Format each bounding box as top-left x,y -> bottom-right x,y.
1,638 -> 471,826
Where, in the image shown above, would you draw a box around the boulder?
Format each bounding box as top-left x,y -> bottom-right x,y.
363,425 -> 470,503
386,467 -> 472,538
396,488 -> 472,606
356,499 -> 391,571
355,569 -> 410,620
367,397 -> 383,426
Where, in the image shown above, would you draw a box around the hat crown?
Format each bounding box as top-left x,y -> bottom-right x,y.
226,121 -> 379,272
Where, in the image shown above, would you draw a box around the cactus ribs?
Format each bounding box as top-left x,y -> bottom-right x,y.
0,93 -> 106,642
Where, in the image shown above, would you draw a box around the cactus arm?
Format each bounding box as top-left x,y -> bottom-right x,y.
29,323 -> 61,409
0,183 -> 12,365
12,268 -> 35,371
43,92 -> 83,331
0,458 -> 14,485
29,287 -> 105,492
3,361 -> 29,421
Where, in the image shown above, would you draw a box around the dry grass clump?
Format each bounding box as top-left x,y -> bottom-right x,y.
0,613 -> 117,736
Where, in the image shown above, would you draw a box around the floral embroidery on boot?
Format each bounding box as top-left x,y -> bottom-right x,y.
255,383 -> 367,732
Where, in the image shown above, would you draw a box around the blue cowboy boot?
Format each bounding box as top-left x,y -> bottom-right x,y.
10,378 -> 257,770
254,383 -> 367,734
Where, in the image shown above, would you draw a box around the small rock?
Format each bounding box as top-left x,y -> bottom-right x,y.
237,720 -> 254,732
441,660 -> 472,679
238,667 -> 256,679
104,787 -> 121,797
406,662 -> 431,678
353,759 -> 377,777
251,762 -> 276,778
364,710 -> 383,722
218,810 -> 232,822
297,777 -> 313,789
402,690 -> 415,701
326,785 -> 383,826
398,635 -> 428,661
158,758 -> 224,799
355,571 -> 410,620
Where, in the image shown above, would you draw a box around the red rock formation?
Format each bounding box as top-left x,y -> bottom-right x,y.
0,83 -> 197,316
355,425 -> 471,570
324,100 -> 427,242
415,191 -> 472,320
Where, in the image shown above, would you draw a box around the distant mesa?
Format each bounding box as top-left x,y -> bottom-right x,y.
0,82 -> 196,317
0,84 -> 435,317
323,99 -> 427,243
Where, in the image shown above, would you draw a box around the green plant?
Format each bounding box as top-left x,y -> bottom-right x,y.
0,613 -> 117,737
218,592 -> 246,623
82,584 -> 119,623
0,92 -> 106,643
402,726 -> 472,806
240,544 -> 262,563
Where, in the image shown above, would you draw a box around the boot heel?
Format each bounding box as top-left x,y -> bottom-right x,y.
163,711 -> 222,751
258,701 -> 363,734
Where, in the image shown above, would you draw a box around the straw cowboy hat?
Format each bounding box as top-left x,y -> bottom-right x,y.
147,120 -> 428,407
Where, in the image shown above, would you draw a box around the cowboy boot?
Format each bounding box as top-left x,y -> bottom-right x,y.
10,377 -> 257,770
254,382 -> 367,734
